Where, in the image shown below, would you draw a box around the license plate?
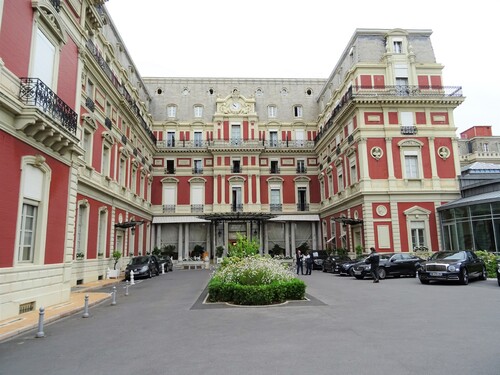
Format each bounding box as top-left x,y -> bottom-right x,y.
354,270 -> 361,275
430,272 -> 443,276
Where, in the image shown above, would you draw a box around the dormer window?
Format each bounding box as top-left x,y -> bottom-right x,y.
393,40 -> 403,53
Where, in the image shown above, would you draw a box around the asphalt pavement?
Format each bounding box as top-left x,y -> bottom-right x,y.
0,269 -> 499,375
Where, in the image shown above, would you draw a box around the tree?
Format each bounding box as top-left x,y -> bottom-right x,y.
112,251 -> 122,270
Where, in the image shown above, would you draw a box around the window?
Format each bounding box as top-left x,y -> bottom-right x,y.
404,154 -> 419,179
194,131 -> 203,147
82,128 -> 93,165
393,40 -> 403,53
194,105 -> 203,118
337,165 -> 344,192
232,159 -> 241,173
296,159 -> 306,173
328,173 -> 334,197
320,179 -> 325,201
481,143 -> 489,152
75,201 -> 89,259
119,157 -> 126,186
86,79 -> 94,100
270,188 -> 281,211
191,185 -> 204,212
395,64 -> 409,95
166,159 -> 175,174
131,166 -> 137,194
193,159 -> 203,174
293,105 -> 303,118
166,131 -> 175,147
295,129 -> 304,147
18,203 -> 37,262
163,184 -> 176,213
297,187 -> 308,211
401,112 -> 413,126
140,172 -> 145,198
270,160 -> 280,174
102,143 -> 110,177
349,157 -> 358,185
97,209 -> 107,256
32,28 -> 56,88
269,131 -> 278,147
232,186 -> 243,212
16,160 -> 50,265
167,105 -> 176,118
231,124 -> 241,146
410,221 -> 426,249
268,105 -> 277,118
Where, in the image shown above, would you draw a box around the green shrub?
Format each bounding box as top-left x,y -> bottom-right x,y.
228,233 -> 259,258
475,250 -> 499,278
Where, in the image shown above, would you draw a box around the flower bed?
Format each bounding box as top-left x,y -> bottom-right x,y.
208,256 -> 305,305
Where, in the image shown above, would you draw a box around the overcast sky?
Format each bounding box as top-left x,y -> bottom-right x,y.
105,0 -> 500,136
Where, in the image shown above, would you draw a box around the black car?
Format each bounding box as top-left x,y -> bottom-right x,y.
335,255 -> 368,276
353,253 -> 424,280
497,261 -> 500,287
322,254 -> 352,273
156,255 -> 174,272
417,250 -> 487,285
125,255 -> 160,280
307,250 -> 329,270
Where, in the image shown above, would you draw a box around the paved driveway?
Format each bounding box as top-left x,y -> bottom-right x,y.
0,270 -> 499,375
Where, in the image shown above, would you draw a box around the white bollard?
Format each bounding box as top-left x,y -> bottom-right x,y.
130,270 -> 135,285
35,307 -> 45,338
124,280 -> 129,296
162,263 -> 165,275
82,294 -> 90,318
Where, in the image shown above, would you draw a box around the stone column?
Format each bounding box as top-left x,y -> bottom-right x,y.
184,223 -> 190,259
177,224 -> 182,261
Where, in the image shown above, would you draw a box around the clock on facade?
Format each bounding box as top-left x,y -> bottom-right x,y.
230,101 -> 241,112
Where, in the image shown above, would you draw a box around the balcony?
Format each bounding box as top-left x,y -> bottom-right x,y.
401,126 -> 418,135
192,168 -> 203,174
231,166 -> 242,173
156,139 -> 315,150
163,205 -> 176,213
191,204 -> 204,213
297,203 -> 310,212
165,168 -> 176,175
85,97 -> 95,112
296,166 -> 307,173
50,0 -> 61,12
270,204 -> 282,212
270,167 -> 280,174
18,78 -> 79,154
105,117 -> 112,129
231,204 -> 243,213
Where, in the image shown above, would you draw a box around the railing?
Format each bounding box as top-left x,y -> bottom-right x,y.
19,78 -> 77,136
296,166 -> 307,173
85,97 -> 95,112
85,39 -> 157,144
231,166 -> 242,173
315,85 -> 463,144
163,205 -> 176,213
192,168 -> 203,174
191,204 -> 204,213
165,168 -> 176,174
105,117 -> 112,129
297,203 -> 310,212
231,204 -> 243,212
270,204 -> 282,212
401,126 -> 418,135
50,0 -> 61,12
270,167 -> 280,174
156,139 -> 315,149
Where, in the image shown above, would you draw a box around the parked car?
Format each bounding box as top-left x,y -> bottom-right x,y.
156,255 -> 174,272
417,250 -> 487,285
352,253 -> 424,280
335,255 -> 368,276
308,250 -> 329,270
125,255 -> 160,280
322,254 -> 352,273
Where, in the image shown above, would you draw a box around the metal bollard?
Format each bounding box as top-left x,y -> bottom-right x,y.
82,294 -> 90,318
35,307 -> 45,338
124,280 -> 129,296
162,263 -> 165,275
130,270 -> 135,285
111,286 -> 117,306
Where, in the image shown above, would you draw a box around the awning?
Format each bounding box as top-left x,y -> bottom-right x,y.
269,214 -> 320,222
437,190 -> 500,211
152,216 -> 210,224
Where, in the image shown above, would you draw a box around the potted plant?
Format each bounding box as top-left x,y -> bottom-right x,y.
192,245 -> 204,260
216,245 -> 224,263
76,252 -> 84,260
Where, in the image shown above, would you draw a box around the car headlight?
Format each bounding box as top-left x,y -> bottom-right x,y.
447,265 -> 457,272
140,265 -> 148,272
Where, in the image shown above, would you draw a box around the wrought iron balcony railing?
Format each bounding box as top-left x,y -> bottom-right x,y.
163,205 -> 176,213
191,204 -> 204,213
270,204 -> 282,212
296,166 -> 307,173
156,139 -> 315,149
165,168 -> 176,175
231,204 -> 243,212
85,97 -> 95,112
192,168 -> 203,174
297,203 -> 310,212
50,0 -> 61,12
401,125 -> 418,135
270,167 -> 280,174
19,78 -> 77,136
231,166 -> 242,173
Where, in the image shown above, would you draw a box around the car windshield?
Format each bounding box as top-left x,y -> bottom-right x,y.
128,256 -> 148,265
429,251 -> 466,261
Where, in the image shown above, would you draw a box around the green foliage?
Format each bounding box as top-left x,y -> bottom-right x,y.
475,250 -> 499,278
192,244 -> 204,257
215,246 -> 224,258
152,246 -> 162,256
228,233 -> 259,258
270,244 -> 284,257
355,245 -> 364,256
112,251 -> 121,270
296,242 -> 310,252
162,244 -> 176,258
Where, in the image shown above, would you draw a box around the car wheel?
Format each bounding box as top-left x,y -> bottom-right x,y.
419,278 -> 430,285
460,268 -> 469,285
322,266 -> 327,273
156,267 -> 160,276
354,275 -> 364,280
349,268 -> 355,277
378,268 -> 387,280
480,266 -> 487,281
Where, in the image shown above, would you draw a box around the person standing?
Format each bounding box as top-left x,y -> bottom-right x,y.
368,247 -> 380,283
296,250 -> 304,275
305,251 -> 313,275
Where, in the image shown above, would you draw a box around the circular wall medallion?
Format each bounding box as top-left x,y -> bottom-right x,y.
437,146 -> 450,160
376,205 -> 387,216
371,147 -> 383,160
